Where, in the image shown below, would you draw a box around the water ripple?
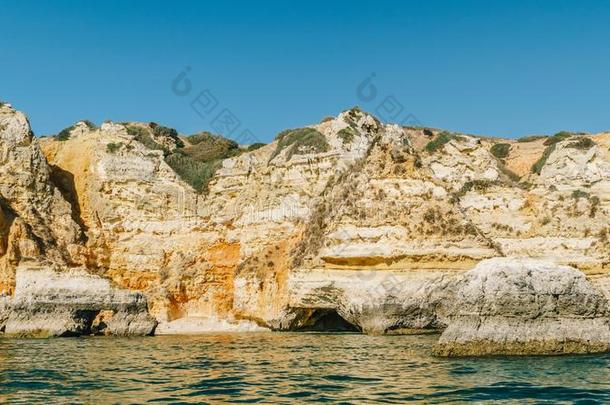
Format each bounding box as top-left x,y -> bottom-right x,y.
0,333 -> 608,403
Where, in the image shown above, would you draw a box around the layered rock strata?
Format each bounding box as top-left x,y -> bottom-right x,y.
284,269 -> 456,334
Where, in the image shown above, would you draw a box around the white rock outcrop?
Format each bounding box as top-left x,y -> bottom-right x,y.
284,269 -> 456,334
155,316 -> 267,335
433,258 -> 610,356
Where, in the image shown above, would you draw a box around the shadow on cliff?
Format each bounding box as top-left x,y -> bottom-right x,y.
48,165 -> 88,242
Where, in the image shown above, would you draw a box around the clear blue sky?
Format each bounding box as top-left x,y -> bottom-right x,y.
2,1 -> 610,142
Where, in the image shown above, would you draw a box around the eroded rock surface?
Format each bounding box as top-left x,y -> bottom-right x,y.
284,269 -> 457,334
3,265 -> 156,337
433,258 -> 610,356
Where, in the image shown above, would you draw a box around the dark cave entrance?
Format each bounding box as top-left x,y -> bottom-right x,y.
292,308 -> 361,333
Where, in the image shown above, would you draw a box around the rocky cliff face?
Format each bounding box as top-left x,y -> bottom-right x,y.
0,104 -> 84,294
0,103 -> 155,336
1,101 -> 609,353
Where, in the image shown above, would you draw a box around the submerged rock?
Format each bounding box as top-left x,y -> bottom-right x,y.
155,316 -> 268,335
433,258 -> 610,356
2,265 -> 157,337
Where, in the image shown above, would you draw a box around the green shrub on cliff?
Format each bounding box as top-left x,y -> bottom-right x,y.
167,131 -> 242,193
531,144 -> 557,175
270,127 -> 329,161
490,143 -> 511,159
56,125 -> 75,141
567,137 -> 595,150
81,120 -> 97,130
498,163 -> 521,182
425,131 -> 454,153
590,196 -> 601,217
126,125 -> 168,153
531,132 -> 591,175
150,123 -> 184,148
543,131 -> 573,146
186,131 -> 214,145
106,142 -> 122,153
450,179 -> 497,203
164,152 -> 222,193
337,127 -> 357,145
124,124 -> 242,193
571,189 -> 590,199
182,132 -> 240,161
56,120 -> 97,141
247,142 -> 266,151
127,123 -> 183,151
517,135 -> 546,143
150,122 -> 176,138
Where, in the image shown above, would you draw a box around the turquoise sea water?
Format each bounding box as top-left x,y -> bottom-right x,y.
1,333 -> 609,403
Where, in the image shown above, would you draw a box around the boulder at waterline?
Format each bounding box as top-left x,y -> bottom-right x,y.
433,258 -> 610,356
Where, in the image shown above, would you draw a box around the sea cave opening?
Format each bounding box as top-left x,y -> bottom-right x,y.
292,308 -> 361,333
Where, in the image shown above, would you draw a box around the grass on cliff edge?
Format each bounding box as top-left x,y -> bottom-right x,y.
183,132 -> 241,161
337,127 -> 358,145
531,143 -> 557,175
247,142 -> 266,152
56,120 -> 97,141
488,142 -> 521,182
425,131 -> 458,153
164,152 -> 224,193
169,131 -> 242,193
270,127 -> 329,161
168,133 -> 241,193
126,125 -> 167,152
566,137 -> 595,150
543,131 -> 574,146
490,143 -> 511,159
150,122 -> 184,148
517,135 -> 547,143
126,124 -> 243,193
530,132 -> 591,175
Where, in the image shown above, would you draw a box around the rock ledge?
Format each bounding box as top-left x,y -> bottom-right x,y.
1,265 -> 157,337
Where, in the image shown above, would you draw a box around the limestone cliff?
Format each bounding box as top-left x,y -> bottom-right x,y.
1,101 -> 609,350
0,103 -> 154,335
0,103 -> 83,294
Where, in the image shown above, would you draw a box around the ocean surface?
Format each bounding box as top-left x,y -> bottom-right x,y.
0,333 -> 608,404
